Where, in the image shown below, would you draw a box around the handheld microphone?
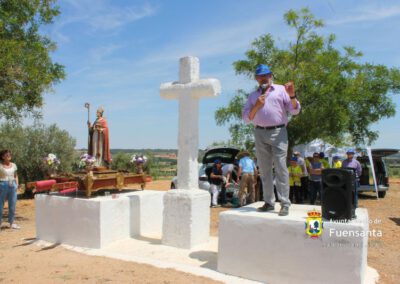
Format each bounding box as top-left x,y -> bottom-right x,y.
260,83 -> 269,94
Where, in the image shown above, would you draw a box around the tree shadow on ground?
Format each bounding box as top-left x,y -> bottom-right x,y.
189,250 -> 218,270
17,191 -> 35,199
1,213 -> 29,222
36,243 -> 60,252
389,217 -> 400,226
13,237 -> 37,247
358,192 -> 378,200
17,188 -> 145,199
133,236 -> 162,245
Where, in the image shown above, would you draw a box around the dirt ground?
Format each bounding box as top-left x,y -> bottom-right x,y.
0,179 -> 399,283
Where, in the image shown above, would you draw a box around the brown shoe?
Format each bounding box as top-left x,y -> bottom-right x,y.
257,202 -> 275,212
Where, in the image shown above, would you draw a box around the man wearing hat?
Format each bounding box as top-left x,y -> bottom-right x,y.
237,151 -> 257,207
308,152 -> 324,205
319,152 -> 330,169
341,148 -> 362,210
242,64 -> 300,216
333,156 -> 342,168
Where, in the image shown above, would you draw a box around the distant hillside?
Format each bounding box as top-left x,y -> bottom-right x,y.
76,148 -> 178,155
386,152 -> 400,167
76,148 -> 206,163
110,149 -> 178,155
386,152 -> 400,159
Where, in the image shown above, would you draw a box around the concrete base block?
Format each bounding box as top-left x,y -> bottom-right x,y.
162,189 -> 210,249
218,203 -> 369,284
35,194 -> 130,249
127,190 -> 165,238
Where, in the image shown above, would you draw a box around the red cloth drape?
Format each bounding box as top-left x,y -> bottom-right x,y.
35,180 -> 57,191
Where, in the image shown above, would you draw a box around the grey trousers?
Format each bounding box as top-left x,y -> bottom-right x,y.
255,127 -> 291,207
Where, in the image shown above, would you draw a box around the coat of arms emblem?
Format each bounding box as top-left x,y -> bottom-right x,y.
305,209 -> 323,238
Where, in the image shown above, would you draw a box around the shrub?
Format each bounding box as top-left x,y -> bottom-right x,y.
0,122 -> 76,183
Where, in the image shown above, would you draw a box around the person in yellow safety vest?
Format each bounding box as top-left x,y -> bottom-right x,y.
319,152 -> 330,169
293,151 -> 308,203
333,156 -> 342,168
288,156 -> 303,204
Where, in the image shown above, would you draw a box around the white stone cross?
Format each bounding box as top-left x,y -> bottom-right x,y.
160,56 -> 221,189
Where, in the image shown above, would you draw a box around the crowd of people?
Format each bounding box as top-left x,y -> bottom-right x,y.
209,150 -> 258,208
208,148 -> 362,209
289,149 -> 361,206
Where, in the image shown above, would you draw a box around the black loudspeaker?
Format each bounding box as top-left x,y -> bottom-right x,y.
322,168 -> 355,221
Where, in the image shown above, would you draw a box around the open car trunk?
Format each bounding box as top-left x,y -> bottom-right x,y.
358,148 -> 399,191
202,147 -> 240,165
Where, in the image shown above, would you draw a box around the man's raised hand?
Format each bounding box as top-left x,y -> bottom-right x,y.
285,81 -> 295,97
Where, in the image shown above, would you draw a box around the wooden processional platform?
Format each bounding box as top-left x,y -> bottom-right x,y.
56,168 -> 146,197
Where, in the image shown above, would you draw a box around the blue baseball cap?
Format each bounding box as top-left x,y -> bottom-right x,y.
346,148 -> 355,154
290,156 -> 298,162
319,152 -> 325,158
214,159 -> 222,164
255,64 -> 272,76
333,155 -> 340,160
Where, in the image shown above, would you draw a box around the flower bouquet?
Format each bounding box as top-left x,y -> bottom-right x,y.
131,154 -> 148,174
43,153 -> 60,177
79,153 -> 96,171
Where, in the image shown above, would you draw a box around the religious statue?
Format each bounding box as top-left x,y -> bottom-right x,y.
86,105 -> 111,168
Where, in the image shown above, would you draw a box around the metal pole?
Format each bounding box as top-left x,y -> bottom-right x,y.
84,102 -> 90,151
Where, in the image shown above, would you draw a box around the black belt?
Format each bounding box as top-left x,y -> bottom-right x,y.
256,124 -> 285,130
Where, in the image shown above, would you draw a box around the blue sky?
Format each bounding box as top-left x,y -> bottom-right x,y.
40,0 -> 400,149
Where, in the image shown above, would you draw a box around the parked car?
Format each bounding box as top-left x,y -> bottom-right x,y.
357,148 -> 399,198
171,147 -> 241,203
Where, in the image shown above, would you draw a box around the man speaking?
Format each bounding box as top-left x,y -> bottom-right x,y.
242,64 -> 300,216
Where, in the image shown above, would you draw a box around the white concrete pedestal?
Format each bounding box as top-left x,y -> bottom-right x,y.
218,203 -> 369,284
162,189 -> 211,249
128,191 -> 164,238
36,194 -> 130,249
35,190 -> 165,249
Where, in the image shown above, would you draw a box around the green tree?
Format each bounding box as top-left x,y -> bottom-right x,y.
0,122 -> 76,183
0,0 -> 65,120
216,8 -> 400,151
111,151 -> 155,175
111,152 -> 132,172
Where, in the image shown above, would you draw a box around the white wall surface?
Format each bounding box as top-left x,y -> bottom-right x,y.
218,203 -> 369,284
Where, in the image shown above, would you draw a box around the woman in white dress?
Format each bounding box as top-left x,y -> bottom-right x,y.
0,149 -> 20,230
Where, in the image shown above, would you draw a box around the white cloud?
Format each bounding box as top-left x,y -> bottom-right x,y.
52,30 -> 70,44
85,3 -> 157,31
328,4 -> 400,25
60,15 -> 284,109
140,15 -> 286,64
89,44 -> 124,62
58,0 -> 158,32
69,66 -> 91,77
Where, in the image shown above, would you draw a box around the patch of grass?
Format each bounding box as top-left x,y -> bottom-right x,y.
388,166 -> 400,178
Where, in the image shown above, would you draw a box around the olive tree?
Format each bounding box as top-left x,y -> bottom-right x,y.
216,8 -> 400,151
